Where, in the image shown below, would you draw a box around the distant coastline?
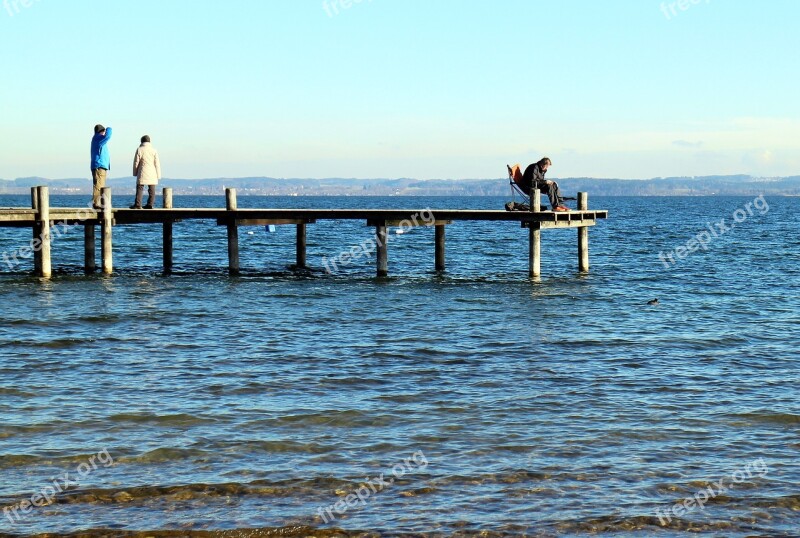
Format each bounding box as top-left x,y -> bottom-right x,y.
1,175 -> 798,196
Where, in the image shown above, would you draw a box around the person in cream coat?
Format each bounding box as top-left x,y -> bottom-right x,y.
131,135 -> 162,209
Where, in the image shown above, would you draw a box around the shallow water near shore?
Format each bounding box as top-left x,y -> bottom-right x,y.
0,195 -> 799,537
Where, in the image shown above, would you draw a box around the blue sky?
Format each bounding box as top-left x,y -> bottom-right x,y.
0,0 -> 798,180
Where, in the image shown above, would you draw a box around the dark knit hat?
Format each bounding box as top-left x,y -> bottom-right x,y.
94,124 -> 105,134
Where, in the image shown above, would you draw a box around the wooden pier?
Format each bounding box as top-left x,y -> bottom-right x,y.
1,187 -> 608,278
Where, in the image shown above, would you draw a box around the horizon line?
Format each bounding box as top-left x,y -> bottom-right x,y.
2,173 -> 796,183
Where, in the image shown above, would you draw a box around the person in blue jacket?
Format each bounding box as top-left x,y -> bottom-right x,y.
91,124 -> 112,209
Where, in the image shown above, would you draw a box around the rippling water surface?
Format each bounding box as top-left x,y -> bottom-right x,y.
0,195 -> 798,537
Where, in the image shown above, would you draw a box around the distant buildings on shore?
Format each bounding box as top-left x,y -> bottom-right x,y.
1,175 -> 798,196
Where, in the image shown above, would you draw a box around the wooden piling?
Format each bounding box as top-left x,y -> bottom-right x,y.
101,187 -> 113,274
84,224 -> 96,273
296,222 -> 307,268
31,187 -> 42,274
578,192 -> 589,273
36,186 -> 52,278
435,224 -> 446,272
529,188 -> 541,278
226,188 -> 239,274
163,187 -> 174,273
376,223 -> 388,277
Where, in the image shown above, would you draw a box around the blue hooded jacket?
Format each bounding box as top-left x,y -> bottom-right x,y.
91,127 -> 112,170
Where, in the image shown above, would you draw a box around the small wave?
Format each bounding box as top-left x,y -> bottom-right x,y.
116,447 -> 212,464
0,450 -> 115,470
107,413 -> 218,426
0,338 -> 89,350
0,387 -> 35,397
730,411 -> 800,425
0,476 -> 376,507
1,319 -> 56,327
77,314 -> 126,324
376,393 -> 424,403
242,409 -> 390,429
229,440 -> 331,455
0,422 -> 67,442
38,338 -> 88,349
0,454 -> 41,469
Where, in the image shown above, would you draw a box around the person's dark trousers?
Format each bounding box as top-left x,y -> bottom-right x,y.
535,181 -> 564,208
134,184 -> 156,208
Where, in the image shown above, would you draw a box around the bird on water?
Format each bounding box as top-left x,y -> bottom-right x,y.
647,298 -> 659,305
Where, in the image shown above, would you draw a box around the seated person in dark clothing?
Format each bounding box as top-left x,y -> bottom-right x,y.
522,157 -> 569,211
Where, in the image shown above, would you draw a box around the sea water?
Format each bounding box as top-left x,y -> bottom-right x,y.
0,195 -> 798,536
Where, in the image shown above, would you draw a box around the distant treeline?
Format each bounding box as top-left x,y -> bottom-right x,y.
1,175 -> 799,196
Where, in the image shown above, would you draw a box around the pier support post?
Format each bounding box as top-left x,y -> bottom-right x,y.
296,222 -> 307,269
163,187 -> 174,274
529,189 -> 541,278
36,186 -> 52,278
101,187 -> 113,274
435,224 -> 446,272
31,187 -> 42,274
226,188 -> 239,274
529,224 -> 541,278
578,192 -> 589,273
376,223 -> 388,277
84,223 -> 96,273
